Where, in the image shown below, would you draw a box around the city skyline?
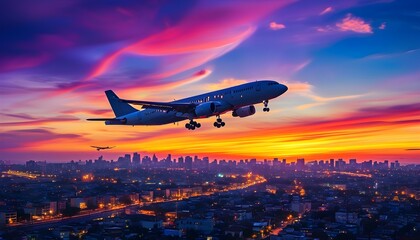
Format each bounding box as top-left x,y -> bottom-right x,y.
1,0 -> 420,164
2,152 -> 409,168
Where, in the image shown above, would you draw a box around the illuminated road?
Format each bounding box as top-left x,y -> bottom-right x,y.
269,216 -> 297,237
2,170 -> 38,179
6,174 -> 266,231
326,171 -> 372,178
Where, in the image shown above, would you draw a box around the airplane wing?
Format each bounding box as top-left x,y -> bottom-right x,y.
91,146 -> 101,148
120,99 -> 196,112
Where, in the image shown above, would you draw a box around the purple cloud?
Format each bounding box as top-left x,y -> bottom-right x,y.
0,115 -> 79,127
0,129 -> 83,150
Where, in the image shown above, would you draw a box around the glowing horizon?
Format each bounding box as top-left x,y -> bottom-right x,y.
1,0 -> 419,164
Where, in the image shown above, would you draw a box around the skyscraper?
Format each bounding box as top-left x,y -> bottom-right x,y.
132,152 -> 140,165
296,158 -> 305,171
185,156 -> 193,170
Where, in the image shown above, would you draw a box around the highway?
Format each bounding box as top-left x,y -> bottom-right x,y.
4,174 -> 266,232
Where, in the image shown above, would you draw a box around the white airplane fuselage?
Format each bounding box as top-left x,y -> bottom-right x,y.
116,80 -> 287,126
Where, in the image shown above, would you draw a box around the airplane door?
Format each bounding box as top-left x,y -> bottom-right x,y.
256,82 -> 261,91
225,90 -> 233,99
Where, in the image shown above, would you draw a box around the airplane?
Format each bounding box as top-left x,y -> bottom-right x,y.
87,80 -> 288,130
91,146 -> 115,151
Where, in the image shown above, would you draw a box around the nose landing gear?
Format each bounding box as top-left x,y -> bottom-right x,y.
263,100 -> 270,112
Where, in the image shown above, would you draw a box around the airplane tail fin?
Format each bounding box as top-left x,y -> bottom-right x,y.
105,90 -> 138,117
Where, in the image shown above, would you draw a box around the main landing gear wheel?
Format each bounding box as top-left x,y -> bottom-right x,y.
263,100 -> 270,112
185,120 -> 201,130
214,116 -> 225,128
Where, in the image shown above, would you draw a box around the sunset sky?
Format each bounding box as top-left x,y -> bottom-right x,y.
1,0 -> 419,164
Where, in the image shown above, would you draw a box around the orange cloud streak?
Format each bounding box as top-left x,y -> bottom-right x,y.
75,102 -> 420,163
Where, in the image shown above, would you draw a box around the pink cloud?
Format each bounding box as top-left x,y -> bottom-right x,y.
119,69 -> 213,97
320,6 -> 333,15
379,22 -> 386,30
269,21 -> 286,30
336,14 -> 372,33
86,1 -> 294,80
86,25 -> 254,81
146,28 -> 254,80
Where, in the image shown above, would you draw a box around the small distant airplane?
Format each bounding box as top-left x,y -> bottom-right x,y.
91,146 -> 115,151
87,80 -> 288,130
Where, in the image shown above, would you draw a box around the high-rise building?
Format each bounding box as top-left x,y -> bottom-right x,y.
335,159 -> 345,170
142,155 -> 151,166
203,157 -> 209,170
273,158 -> 279,167
117,154 -> 131,167
296,158 -> 305,171
185,156 -> 192,170
329,159 -> 334,168
178,157 -> 184,167
164,154 -> 172,167
132,152 -> 140,165
125,154 -> 131,163
249,159 -> 257,167
349,159 -> 357,168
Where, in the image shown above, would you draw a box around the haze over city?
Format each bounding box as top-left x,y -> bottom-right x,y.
1,0 -> 419,164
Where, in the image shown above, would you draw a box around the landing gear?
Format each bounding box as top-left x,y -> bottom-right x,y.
185,120 -> 201,130
214,115 -> 225,128
263,100 -> 270,112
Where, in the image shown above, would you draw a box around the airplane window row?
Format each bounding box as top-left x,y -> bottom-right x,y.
233,86 -> 253,93
190,94 -> 224,103
188,86 -> 255,104
146,109 -> 166,115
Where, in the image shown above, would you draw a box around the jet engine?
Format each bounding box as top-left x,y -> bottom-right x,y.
232,105 -> 256,118
195,102 -> 216,117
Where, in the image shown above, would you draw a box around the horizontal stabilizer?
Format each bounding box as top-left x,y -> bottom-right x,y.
87,118 -> 127,125
87,118 -> 116,121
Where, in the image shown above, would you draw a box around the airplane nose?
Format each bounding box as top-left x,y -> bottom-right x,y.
278,83 -> 288,94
